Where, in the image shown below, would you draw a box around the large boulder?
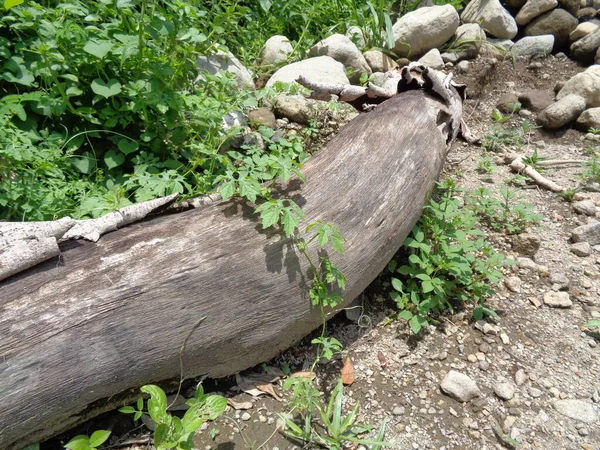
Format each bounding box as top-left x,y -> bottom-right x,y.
511,35 -> 555,58
266,56 -> 349,88
392,5 -> 459,57
450,23 -> 487,59
524,9 -> 579,50
196,52 -> 254,89
570,22 -> 599,43
258,35 -> 294,66
571,27 -> 600,64
363,50 -> 397,73
558,0 -> 580,15
309,34 -> 371,84
461,0 -> 518,39
516,0 -> 558,26
538,94 -> 587,128
556,65 -> 600,106
576,107 -> 600,130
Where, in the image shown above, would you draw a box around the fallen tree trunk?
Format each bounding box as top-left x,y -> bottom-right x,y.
0,82 -> 460,449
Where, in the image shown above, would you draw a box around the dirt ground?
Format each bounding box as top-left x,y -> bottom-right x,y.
45,56 -> 600,450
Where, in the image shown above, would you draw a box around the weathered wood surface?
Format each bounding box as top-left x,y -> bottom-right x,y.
0,89 -> 456,449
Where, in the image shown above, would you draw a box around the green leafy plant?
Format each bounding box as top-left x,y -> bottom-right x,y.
476,156 -> 497,174
583,155 -> 600,183
465,186 -> 543,235
584,319 -> 600,331
119,384 -> 226,450
491,103 -> 520,124
389,180 -> 508,334
481,125 -> 526,152
63,431 -> 111,450
522,149 -> 548,171
280,379 -> 391,449
557,187 -> 581,203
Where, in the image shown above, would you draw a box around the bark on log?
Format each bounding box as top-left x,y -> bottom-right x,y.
0,89 -> 457,449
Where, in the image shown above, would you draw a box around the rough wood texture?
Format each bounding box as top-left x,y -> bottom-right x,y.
0,90 -> 454,449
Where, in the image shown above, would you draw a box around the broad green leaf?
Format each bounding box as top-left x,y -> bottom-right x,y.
205,395 -> 227,419
71,152 -> 95,174
153,423 -> 170,446
422,280 -> 434,293
89,430 -> 111,447
83,40 -> 114,59
63,435 -> 90,450
281,208 -> 299,236
409,315 -> 422,334
119,406 -> 136,414
415,273 -> 430,281
91,78 -> 122,99
104,149 -> 125,169
256,202 -> 281,229
218,179 -> 236,200
140,385 -> 168,423
397,310 -> 412,320
391,277 -> 404,292
584,319 -> 600,328
4,0 -> 24,9
117,138 -> 139,154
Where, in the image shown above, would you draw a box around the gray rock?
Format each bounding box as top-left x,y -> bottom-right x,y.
462,0 -> 518,39
554,399 -> 598,423
512,233 -> 541,257
529,387 -> 544,398
418,48 -> 445,69
440,370 -> 482,402
577,6 -> 597,21
346,25 -> 367,50
248,108 -> 276,129
518,257 -> 538,270
518,89 -> 554,112
511,35 -> 555,59
571,28 -> 600,64
573,199 -> 598,216
504,276 -> 522,293
543,291 -> 573,307
393,5 -> 459,57
273,94 -> 319,125
241,412 -> 251,421
441,52 -> 463,63
571,241 -> 593,256
456,60 -> 471,73
571,220 -> 600,244
524,9 -> 579,49
516,0 -> 559,26
266,56 -> 349,88
559,0 -> 580,15
258,36 -> 293,66
515,369 -> 528,386
577,107 -> 600,130
222,111 -> 247,131
538,94 -> 587,129
368,71 -> 388,87
196,51 -> 254,89
550,271 -> 570,289
392,405 -> 406,415
309,34 -> 371,84
451,23 -> 487,59
494,381 -> 516,400
570,22 -> 599,43
363,50 -> 397,73
497,92 -> 521,113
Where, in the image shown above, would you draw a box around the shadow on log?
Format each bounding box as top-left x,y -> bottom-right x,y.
0,87 -> 457,449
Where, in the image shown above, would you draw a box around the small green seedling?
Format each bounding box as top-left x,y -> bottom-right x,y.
63,431 -> 111,450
